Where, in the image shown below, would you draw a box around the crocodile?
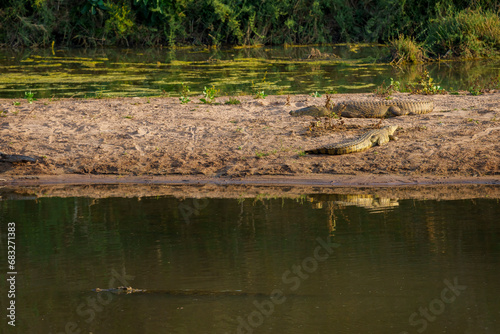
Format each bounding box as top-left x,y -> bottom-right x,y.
305,125 -> 398,155
92,286 -> 268,297
290,101 -> 433,118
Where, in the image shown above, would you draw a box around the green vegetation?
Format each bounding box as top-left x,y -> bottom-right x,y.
225,97 -> 241,105
1,1 -> 498,60
179,83 -> 191,104
200,85 -> 219,104
468,85 -> 482,96
255,149 -> 277,158
374,78 -> 403,96
254,90 -> 267,99
410,70 -> 446,95
24,90 -> 36,103
310,91 -> 322,98
389,35 -> 426,64
426,8 -> 500,59
375,70 -> 447,95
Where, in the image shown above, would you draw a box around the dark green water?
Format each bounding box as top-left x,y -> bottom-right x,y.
1,46 -> 499,99
0,190 -> 499,333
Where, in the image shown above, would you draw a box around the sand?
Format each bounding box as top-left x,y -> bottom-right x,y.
0,92 -> 499,187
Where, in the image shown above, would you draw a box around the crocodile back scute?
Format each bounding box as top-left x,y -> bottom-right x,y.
336,100 -> 434,118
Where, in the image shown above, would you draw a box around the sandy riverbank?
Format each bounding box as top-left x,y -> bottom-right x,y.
0,92 -> 499,187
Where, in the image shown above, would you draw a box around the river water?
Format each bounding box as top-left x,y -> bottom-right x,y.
1,189 -> 499,333
1,45 -> 499,99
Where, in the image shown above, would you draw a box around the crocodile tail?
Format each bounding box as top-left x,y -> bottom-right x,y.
305,148 -> 329,154
306,146 -> 349,155
391,101 -> 434,115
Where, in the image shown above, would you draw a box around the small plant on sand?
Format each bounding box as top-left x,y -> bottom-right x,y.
200,85 -> 219,104
179,83 -> 191,104
468,85 -> 482,96
95,87 -> 105,99
254,90 -> 267,99
252,71 -> 269,99
255,149 -> 277,158
13,101 -> 21,106
225,97 -> 241,105
310,91 -> 322,98
374,78 -> 402,96
24,91 -> 37,103
410,70 -> 446,95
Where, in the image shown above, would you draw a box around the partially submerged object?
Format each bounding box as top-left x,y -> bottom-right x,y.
92,286 -> 268,297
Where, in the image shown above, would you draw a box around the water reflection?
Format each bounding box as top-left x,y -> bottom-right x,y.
0,190 -> 499,333
0,46 -> 498,98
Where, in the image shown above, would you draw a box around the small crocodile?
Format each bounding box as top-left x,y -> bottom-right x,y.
290,101 -> 433,118
305,125 -> 398,155
92,286 -> 268,297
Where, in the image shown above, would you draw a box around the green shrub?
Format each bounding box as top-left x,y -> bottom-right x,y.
104,3 -> 135,43
389,34 -> 426,64
426,8 -> 500,58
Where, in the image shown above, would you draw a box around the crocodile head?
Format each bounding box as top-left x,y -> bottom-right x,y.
385,125 -> 399,135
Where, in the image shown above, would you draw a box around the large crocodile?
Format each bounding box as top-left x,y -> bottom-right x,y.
93,286 -> 268,297
290,101 -> 433,118
305,125 -> 398,155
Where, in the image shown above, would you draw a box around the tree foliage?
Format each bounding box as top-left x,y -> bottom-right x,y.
0,0 -> 498,49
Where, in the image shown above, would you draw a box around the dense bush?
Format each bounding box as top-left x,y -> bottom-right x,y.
0,0 -> 499,59
426,8 -> 500,58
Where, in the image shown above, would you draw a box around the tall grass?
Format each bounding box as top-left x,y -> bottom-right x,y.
426,8 -> 500,58
389,35 -> 426,64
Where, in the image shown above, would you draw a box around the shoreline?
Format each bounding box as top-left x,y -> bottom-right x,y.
1,93 -> 499,190
1,173 -> 499,188
2,174 -> 499,202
